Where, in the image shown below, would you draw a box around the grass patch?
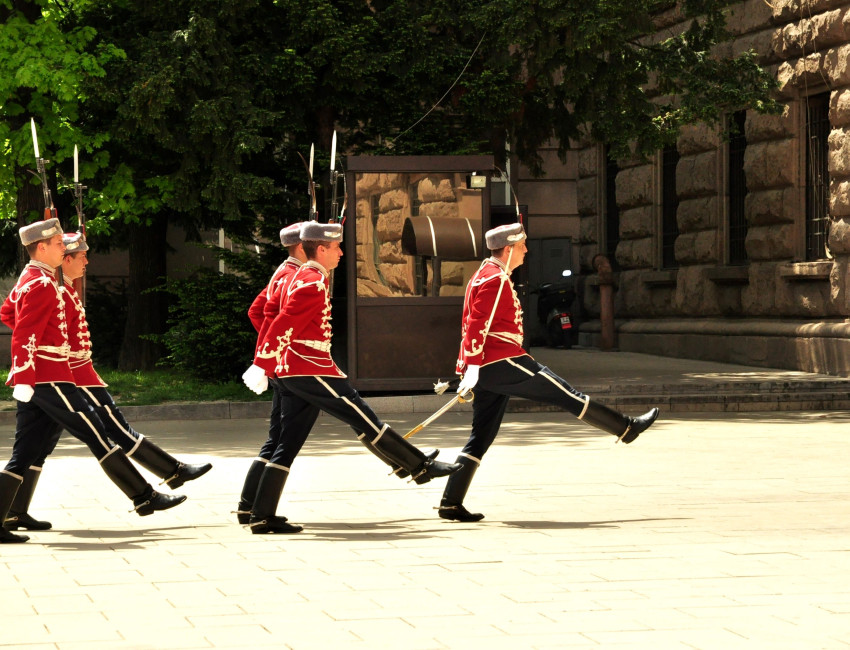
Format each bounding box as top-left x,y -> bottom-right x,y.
99,368 -> 269,405
0,368 -> 269,408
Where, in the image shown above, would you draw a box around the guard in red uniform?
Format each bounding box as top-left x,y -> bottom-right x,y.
0,220 -> 185,543
241,221 -> 460,534
58,235 -> 211,483
3,232 -> 212,532
438,223 -> 660,523
235,223 -> 316,524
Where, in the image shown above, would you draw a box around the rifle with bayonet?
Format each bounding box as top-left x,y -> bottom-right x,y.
29,118 -> 58,221
72,144 -> 87,305
297,143 -> 318,221
329,130 -> 346,224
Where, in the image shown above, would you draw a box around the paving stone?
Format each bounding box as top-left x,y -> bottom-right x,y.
3,351 -> 850,648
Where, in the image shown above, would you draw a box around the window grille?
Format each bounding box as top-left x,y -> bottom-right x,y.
661,145 -> 680,269
805,92 -> 830,261
728,111 -> 748,265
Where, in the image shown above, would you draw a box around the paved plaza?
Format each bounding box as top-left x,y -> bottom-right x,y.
1,406 -> 849,649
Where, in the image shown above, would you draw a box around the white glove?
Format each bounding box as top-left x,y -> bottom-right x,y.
13,384 -> 34,403
242,364 -> 269,395
457,365 -> 480,395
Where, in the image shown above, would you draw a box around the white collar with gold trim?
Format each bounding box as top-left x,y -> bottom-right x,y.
486,257 -> 509,273
28,260 -> 57,275
303,260 -> 329,278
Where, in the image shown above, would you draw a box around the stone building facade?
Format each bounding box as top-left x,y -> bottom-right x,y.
573,0 -> 850,376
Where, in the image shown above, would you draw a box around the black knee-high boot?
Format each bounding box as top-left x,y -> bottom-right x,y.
248,464 -> 302,534
0,472 -> 29,543
356,432 -> 438,479
371,428 -> 461,485
580,400 -> 659,444
4,466 -> 51,531
128,437 -> 212,489
99,448 -> 187,516
236,458 -> 267,524
438,456 -> 485,522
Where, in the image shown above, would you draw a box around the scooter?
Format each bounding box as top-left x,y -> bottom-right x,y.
536,271 -> 577,349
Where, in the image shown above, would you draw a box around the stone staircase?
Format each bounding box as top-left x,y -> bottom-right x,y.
506,348 -> 850,414
508,377 -> 850,413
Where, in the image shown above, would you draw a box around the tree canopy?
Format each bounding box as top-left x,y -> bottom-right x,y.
0,0 -> 120,271
1,0 -> 777,368
3,0 -> 777,233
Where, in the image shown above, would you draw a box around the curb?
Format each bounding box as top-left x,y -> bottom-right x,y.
4,385 -> 850,425
0,395 -> 473,425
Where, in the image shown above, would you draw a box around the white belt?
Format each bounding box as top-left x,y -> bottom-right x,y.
69,349 -> 92,360
36,343 -> 71,361
295,339 -> 332,353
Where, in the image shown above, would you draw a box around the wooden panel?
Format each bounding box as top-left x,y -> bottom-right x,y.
354,299 -> 462,385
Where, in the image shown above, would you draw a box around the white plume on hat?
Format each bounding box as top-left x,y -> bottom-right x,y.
485,223 -> 526,250
19,218 -> 62,246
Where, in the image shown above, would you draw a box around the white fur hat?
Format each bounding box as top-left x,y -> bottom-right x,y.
62,232 -> 89,253
485,223 -> 526,250
19,218 -> 62,246
280,222 -> 304,247
300,221 -> 343,243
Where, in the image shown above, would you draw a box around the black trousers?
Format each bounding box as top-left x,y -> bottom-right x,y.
78,386 -> 151,454
4,383 -> 114,477
463,355 -> 588,461
24,385 -> 157,472
256,378 -> 287,460
271,375 -> 386,468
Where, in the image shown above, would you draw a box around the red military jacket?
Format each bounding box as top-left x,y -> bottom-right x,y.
2,261 -> 75,386
248,258 -> 303,378
456,257 -> 527,373
62,277 -> 107,387
254,261 -> 345,378
247,259 -> 298,333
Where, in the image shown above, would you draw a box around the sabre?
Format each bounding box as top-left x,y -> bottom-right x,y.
403,389 -> 474,439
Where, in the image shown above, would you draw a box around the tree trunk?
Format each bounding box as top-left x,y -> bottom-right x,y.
14,167 -> 43,272
118,216 -> 168,370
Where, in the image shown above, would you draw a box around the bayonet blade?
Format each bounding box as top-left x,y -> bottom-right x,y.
30,118 -> 39,158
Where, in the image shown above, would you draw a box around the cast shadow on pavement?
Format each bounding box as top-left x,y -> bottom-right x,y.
251,517 -> 688,541
500,517 -> 688,530
279,518 -> 454,542
33,525 -> 227,551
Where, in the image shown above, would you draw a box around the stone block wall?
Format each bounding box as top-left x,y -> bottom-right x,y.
575,0 -> 850,375
354,172 -> 478,298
